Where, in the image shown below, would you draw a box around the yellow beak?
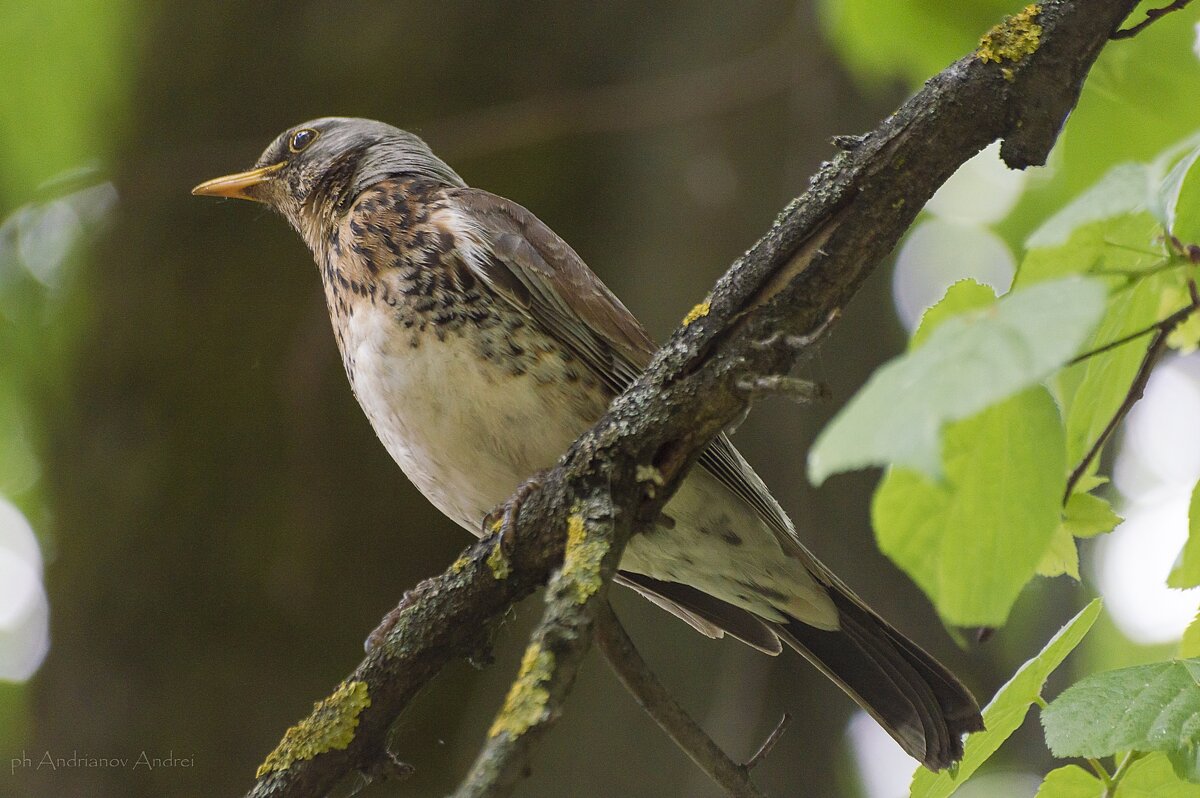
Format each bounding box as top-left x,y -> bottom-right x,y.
191,162 -> 284,201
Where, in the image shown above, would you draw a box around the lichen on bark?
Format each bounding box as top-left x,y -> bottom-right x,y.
256,680 -> 371,777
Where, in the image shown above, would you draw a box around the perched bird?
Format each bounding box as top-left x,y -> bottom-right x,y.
193,117 -> 983,768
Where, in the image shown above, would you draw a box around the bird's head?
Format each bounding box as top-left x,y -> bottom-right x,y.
192,117 -> 465,242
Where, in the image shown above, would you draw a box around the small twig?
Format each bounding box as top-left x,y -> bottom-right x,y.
1087,257 -> 1172,279
1064,281 -> 1200,499
752,309 -> 842,352
743,713 -> 791,772
831,134 -> 868,151
1101,238 -> 1168,258
736,375 -> 829,403
1067,319 -> 1160,366
1111,0 -> 1194,38
359,751 -> 415,786
1065,329 -> 1169,500
592,601 -> 767,798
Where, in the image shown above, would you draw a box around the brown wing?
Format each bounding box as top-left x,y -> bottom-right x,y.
451,188 -> 801,546
451,189 -> 654,391
448,190 -> 985,768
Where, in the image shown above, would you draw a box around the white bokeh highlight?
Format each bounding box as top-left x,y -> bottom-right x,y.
893,143 -> 1022,331
892,220 -> 1015,330
848,711 -> 1041,798
1098,353 -> 1200,644
0,177 -> 117,289
926,142 -> 1028,225
848,711 -> 917,798
0,496 -> 49,681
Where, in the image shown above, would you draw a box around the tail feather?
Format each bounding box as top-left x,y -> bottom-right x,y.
616,570 -> 982,770
776,589 -> 984,770
616,571 -> 782,654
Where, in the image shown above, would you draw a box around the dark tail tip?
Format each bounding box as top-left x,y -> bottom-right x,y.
778,596 -> 983,770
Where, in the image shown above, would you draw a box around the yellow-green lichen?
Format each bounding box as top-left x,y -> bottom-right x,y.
487,644 -> 554,738
682,299 -> 711,326
256,680 -> 371,777
978,5 -> 1042,72
450,553 -> 471,575
560,512 -> 609,604
486,541 -> 511,580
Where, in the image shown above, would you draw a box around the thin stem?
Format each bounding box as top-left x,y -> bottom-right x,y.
1087,757 -> 1115,789
1111,0 -> 1194,39
1109,751 -> 1144,784
1063,282 -> 1200,500
1064,327 -> 1171,500
1066,323 -> 1159,366
1102,751 -> 1146,797
1100,239 -> 1168,258
1087,256 -> 1172,278
744,714 -> 792,772
592,601 -> 766,798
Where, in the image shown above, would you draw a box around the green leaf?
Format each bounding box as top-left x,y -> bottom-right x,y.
1034,765 -> 1105,798
1169,481 -> 1200,589
1042,660 -> 1200,759
1018,213 -> 1164,285
1168,308 -> 1200,355
1182,611 -> 1200,659
874,387 -> 1065,626
1158,144 -> 1200,244
809,277 -> 1107,483
816,0 -> 1015,87
1037,526 -> 1080,581
1115,752 -> 1200,797
1059,274 -> 1169,467
1027,163 -> 1155,249
1169,745 -> 1200,785
1063,492 -> 1122,539
1037,491 -> 1120,581
910,279 -> 997,350
910,600 -> 1102,798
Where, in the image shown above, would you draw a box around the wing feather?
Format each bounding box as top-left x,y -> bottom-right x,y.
450,188 -> 803,550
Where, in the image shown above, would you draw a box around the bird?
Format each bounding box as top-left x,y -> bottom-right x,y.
192,116 -> 983,769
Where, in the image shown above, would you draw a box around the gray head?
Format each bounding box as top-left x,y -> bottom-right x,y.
192,117 -> 465,233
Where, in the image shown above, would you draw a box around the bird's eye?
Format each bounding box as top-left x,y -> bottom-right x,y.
289,128 -> 318,153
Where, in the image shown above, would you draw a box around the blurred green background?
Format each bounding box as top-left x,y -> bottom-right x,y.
1,1 -> 1198,796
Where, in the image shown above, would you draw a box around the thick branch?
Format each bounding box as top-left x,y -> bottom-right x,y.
241,3 -> 1144,796
453,497 -> 627,797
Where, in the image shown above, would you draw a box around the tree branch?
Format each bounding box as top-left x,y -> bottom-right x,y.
453,497 -> 624,798
592,601 -> 768,798
1111,0 -> 1194,39
241,3 -> 1145,796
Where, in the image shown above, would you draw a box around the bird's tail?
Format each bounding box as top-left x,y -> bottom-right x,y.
774,586 -> 984,770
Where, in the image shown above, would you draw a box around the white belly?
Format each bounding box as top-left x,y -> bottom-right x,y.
336,304 -> 832,628
340,304 -> 603,531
